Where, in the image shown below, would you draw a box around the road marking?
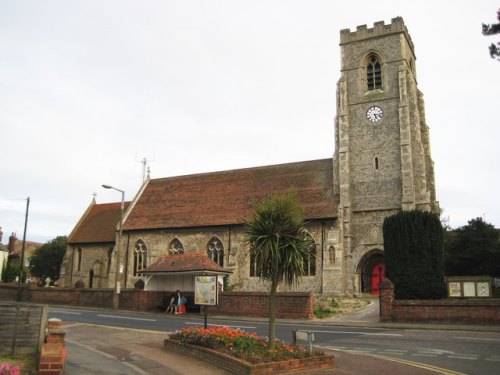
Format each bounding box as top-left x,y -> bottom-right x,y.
485,357 -> 500,362
51,311 -> 82,315
447,355 -> 478,360
452,336 -> 500,342
310,329 -> 402,337
184,322 -> 256,330
412,353 -> 438,357
321,347 -> 465,375
97,314 -> 157,322
354,347 -> 376,351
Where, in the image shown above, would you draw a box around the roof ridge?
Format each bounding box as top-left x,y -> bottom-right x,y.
150,158 -> 333,182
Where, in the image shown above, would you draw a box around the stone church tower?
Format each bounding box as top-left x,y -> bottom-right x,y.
333,17 -> 439,296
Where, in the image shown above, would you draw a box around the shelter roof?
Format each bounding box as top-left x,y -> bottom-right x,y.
139,253 -> 232,275
124,158 -> 337,231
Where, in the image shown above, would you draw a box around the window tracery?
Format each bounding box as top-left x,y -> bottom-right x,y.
168,238 -> 184,254
207,237 -> 224,267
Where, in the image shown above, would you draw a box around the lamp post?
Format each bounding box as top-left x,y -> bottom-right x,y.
102,184 -> 124,309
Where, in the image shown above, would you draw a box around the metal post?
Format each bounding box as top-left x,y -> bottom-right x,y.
204,305 -> 208,329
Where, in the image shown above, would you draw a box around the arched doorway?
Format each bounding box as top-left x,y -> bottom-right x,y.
358,250 -> 384,296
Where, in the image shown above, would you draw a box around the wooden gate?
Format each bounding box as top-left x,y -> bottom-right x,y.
0,302 -> 48,356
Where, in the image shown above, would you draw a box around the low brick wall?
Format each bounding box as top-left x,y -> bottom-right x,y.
164,338 -> 334,375
379,279 -> 500,324
208,292 -> 314,319
0,284 -> 314,319
39,318 -> 67,375
392,299 -> 500,324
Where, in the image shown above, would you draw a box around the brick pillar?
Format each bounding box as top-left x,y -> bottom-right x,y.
379,278 -> 394,322
39,318 -> 67,375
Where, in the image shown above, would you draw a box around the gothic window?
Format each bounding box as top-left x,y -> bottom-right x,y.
168,238 -> 184,254
367,54 -> 382,90
328,246 -> 335,265
133,240 -> 147,276
207,237 -> 224,267
374,157 -> 379,170
76,248 -> 82,272
106,247 -> 113,274
249,249 -> 258,277
303,234 -> 316,276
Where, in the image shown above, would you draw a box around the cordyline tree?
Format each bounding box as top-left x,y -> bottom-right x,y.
244,192 -> 314,350
482,8 -> 500,60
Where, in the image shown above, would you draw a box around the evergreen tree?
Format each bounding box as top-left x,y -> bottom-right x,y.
29,236 -> 67,282
445,218 -> 500,277
482,9 -> 500,60
383,210 -> 446,299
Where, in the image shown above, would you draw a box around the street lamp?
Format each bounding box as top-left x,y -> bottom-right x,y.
102,184 -> 125,309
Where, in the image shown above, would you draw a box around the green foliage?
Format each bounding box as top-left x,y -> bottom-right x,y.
444,218 -> 500,277
2,263 -> 26,283
243,192 -> 313,348
482,9 -> 500,60
383,210 -> 446,299
28,236 -> 67,281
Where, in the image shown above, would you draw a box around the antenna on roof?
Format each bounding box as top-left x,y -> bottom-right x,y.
137,155 -> 155,183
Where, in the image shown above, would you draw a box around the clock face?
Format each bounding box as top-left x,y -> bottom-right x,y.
366,106 -> 383,122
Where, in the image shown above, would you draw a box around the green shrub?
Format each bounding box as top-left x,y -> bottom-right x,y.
383,210 -> 446,299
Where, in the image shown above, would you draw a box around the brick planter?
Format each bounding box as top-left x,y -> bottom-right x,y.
163,338 -> 334,374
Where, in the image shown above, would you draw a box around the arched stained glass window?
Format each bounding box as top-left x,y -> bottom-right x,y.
76,248 -> 82,272
207,237 -> 224,267
168,238 -> 184,254
133,240 -> 147,276
303,234 -> 316,276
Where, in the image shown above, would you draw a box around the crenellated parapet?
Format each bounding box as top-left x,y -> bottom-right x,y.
340,17 -> 414,54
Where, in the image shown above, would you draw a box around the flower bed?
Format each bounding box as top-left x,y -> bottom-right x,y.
165,326 -> 334,374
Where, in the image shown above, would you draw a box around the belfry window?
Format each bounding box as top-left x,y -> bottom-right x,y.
168,238 -> 184,254
367,54 -> 382,90
133,240 -> 147,276
207,237 -> 224,267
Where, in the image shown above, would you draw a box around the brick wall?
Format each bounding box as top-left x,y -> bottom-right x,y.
379,278 -> 500,324
0,284 -> 314,319
39,318 -> 67,375
208,292 -> 313,319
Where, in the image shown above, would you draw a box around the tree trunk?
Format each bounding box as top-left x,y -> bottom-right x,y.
268,275 -> 279,350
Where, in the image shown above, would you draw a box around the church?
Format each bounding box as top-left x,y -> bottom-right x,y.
60,17 -> 439,297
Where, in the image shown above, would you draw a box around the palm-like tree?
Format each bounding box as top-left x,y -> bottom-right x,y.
244,193 -> 314,349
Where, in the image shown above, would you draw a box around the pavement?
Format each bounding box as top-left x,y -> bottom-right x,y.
61,300 -> 499,375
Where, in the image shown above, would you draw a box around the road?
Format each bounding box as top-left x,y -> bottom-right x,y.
49,306 -> 500,375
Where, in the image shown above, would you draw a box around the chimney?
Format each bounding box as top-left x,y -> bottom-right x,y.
8,233 -> 17,253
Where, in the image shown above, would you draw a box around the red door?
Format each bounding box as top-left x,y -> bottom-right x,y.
371,263 -> 385,296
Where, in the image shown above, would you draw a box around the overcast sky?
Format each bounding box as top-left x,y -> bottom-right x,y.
1,0 -> 498,243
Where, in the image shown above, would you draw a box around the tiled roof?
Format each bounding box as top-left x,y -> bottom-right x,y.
139,253 -> 232,274
68,202 -> 131,244
124,158 -> 337,230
